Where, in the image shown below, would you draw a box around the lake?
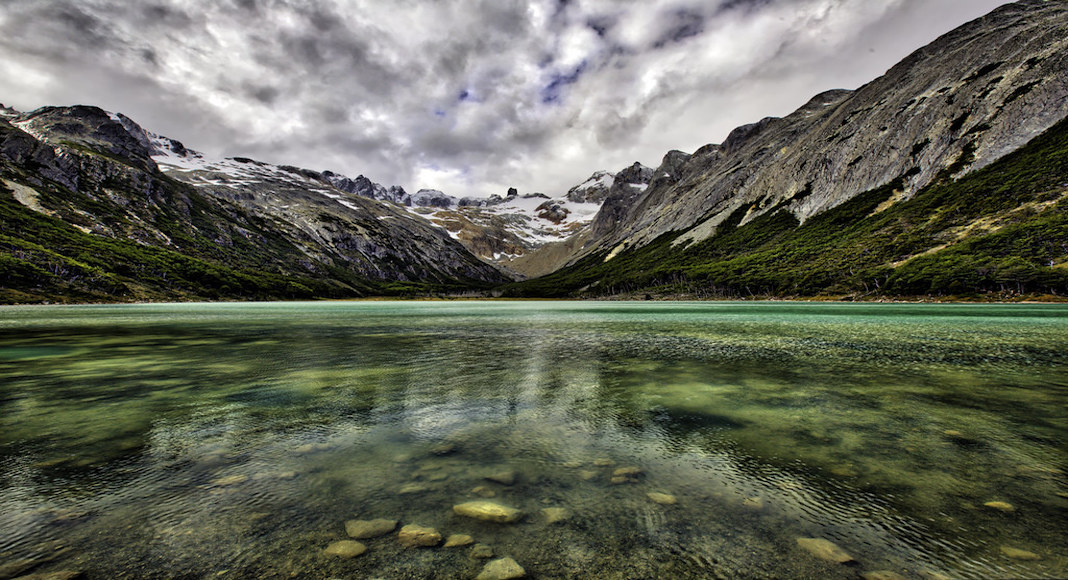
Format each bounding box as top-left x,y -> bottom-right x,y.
0,301 -> 1065,579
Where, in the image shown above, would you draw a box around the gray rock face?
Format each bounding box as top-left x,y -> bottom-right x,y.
0,106 -> 509,291
566,0 -> 1068,262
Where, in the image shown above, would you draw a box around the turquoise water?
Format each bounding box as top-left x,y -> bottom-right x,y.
0,301 -> 1065,579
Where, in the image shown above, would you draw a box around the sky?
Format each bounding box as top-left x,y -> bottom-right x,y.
0,0 -> 1009,198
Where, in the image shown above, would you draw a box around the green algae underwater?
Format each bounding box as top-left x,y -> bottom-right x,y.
0,301 -> 1065,579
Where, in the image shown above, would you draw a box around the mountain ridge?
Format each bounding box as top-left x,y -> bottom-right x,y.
0,104 -> 507,303
544,0 -> 1068,270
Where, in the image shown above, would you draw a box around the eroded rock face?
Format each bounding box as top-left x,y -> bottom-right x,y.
561,0 -> 1068,263
0,106 -> 511,300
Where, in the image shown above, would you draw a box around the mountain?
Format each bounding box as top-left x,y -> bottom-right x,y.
0,105 -> 507,303
406,163 -> 653,278
506,0 -> 1068,300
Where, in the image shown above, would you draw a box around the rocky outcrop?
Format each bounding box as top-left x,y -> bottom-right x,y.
567,0 -> 1068,262
0,105 -> 509,301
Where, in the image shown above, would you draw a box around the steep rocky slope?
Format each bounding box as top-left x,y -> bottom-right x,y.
558,0 -> 1068,265
0,105 -> 506,303
407,162 -> 653,278
508,0 -> 1068,299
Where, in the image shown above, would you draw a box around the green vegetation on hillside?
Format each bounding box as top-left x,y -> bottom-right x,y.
504,116 -> 1068,300
0,158 -> 491,304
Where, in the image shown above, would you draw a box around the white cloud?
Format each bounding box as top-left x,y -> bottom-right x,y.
0,0 -> 1008,198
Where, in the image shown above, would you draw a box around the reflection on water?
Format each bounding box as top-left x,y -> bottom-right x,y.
0,301 -> 1065,579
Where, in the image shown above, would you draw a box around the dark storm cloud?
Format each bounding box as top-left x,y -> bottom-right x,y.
0,0 -> 1009,197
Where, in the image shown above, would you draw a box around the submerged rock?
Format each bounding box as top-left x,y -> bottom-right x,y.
647,492 -> 677,505
796,538 -> 855,564
983,501 -> 1015,512
830,465 -> 858,477
398,524 -> 442,547
541,507 -> 571,524
209,474 -> 248,487
470,544 -> 495,559
293,442 -> 332,454
476,557 -> 526,580
10,572 -> 86,580
485,469 -> 517,486
453,501 -> 523,523
593,458 -> 615,467
444,534 -> 474,547
579,470 -> 598,481
430,442 -> 458,456
398,483 -> 430,495
862,571 -> 908,580
471,485 -> 497,498
1000,546 -> 1041,560
742,497 -> 764,510
611,466 -> 643,484
323,540 -> 367,558
345,518 -> 397,539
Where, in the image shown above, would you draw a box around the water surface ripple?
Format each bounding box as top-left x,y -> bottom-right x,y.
0,301 -> 1065,579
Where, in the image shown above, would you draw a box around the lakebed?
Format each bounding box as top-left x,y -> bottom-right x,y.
0,301 -> 1065,578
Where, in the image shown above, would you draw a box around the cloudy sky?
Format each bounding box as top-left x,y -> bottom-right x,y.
0,0 -> 1008,198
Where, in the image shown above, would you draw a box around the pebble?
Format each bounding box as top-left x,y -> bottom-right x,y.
579,470 -> 598,481
830,465 -> 858,477
430,443 -> 457,456
345,519 -> 398,539
470,544 -> 495,559
476,557 -> 526,580
471,485 -> 498,498
444,534 -> 475,548
742,497 -> 764,510
485,470 -> 517,486
796,537 -> 855,564
541,507 -> 571,524
611,466 -> 643,484
293,443 -> 331,454
1000,546 -> 1041,560
323,540 -> 367,558
10,572 -> 86,580
398,483 -> 430,495
647,492 -> 677,505
209,474 -> 248,487
983,501 -> 1015,512
862,571 -> 907,580
397,524 -> 442,548
453,501 -> 523,523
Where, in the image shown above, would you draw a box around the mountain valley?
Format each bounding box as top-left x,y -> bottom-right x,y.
1,0 -> 1067,303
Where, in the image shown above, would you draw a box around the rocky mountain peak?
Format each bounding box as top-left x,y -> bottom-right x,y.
568,0 -> 1068,258
12,105 -> 159,172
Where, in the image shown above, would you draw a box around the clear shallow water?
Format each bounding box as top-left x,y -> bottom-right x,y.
0,301 -> 1065,579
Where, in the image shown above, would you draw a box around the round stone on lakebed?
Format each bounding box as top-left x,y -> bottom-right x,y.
345,518 -> 397,539
796,537 -> 855,564
323,540 -> 367,558
476,557 -> 526,580
397,524 -> 442,547
453,501 -> 523,523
